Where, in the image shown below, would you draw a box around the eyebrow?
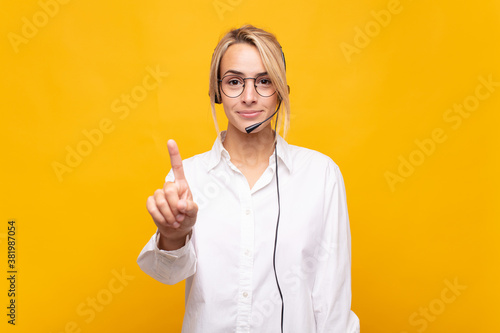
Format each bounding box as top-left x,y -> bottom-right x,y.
222,70 -> 268,77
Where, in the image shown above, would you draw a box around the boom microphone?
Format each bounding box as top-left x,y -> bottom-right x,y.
245,101 -> 282,134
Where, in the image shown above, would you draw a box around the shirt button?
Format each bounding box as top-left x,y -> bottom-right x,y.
243,292 -> 248,298
245,209 -> 251,216
245,249 -> 250,256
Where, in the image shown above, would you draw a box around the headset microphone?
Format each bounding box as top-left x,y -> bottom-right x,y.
245,100 -> 282,134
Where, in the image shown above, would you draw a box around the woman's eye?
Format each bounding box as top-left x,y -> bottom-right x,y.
257,78 -> 272,85
227,78 -> 243,86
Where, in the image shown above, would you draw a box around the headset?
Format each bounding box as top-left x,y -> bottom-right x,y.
211,46 -> 288,333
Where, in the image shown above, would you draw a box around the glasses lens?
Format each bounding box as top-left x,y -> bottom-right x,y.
254,75 -> 275,97
221,76 -> 244,98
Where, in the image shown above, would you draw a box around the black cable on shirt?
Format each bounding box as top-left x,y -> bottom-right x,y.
272,110 -> 284,333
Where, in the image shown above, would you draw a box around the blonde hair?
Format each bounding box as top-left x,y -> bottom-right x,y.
209,25 -> 290,138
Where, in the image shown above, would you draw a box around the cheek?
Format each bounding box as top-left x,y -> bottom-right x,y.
267,95 -> 279,109
221,100 -> 236,117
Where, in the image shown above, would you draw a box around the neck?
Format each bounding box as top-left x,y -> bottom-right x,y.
223,124 -> 276,166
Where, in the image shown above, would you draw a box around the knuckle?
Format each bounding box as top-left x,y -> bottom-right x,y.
163,181 -> 174,190
164,184 -> 177,196
153,190 -> 165,202
146,196 -> 155,210
156,199 -> 169,211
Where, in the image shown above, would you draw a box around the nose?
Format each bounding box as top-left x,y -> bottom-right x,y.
241,79 -> 258,104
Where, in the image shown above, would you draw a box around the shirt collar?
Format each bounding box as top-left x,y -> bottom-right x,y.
206,131 -> 292,173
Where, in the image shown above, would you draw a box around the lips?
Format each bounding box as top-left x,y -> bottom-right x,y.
237,110 -> 263,119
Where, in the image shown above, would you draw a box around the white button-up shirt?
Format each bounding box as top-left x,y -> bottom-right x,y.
137,132 -> 360,332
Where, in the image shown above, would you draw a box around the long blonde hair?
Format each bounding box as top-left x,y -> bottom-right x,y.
209,25 -> 290,138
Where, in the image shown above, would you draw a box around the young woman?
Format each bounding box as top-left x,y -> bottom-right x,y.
138,25 -> 360,333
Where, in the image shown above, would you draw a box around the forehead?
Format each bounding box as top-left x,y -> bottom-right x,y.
220,43 -> 266,76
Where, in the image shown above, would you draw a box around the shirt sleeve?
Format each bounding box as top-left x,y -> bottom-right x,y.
136,230 -> 197,285
312,162 -> 360,333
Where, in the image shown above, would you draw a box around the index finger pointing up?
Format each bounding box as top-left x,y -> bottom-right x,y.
167,139 -> 186,181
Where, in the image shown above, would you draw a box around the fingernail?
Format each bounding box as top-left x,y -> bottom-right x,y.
176,214 -> 185,222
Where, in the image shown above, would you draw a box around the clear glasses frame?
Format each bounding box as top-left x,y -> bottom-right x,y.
218,74 -> 277,99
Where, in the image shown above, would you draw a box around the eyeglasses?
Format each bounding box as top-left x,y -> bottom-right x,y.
218,74 -> 276,98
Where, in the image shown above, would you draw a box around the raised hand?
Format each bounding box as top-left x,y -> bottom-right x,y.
146,140 -> 198,250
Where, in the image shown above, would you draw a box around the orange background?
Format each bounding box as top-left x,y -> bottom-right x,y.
1,0 -> 499,332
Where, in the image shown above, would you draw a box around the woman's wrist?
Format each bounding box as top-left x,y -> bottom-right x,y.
158,230 -> 191,251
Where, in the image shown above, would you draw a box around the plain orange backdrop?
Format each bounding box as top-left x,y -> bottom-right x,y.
1,0 -> 499,332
